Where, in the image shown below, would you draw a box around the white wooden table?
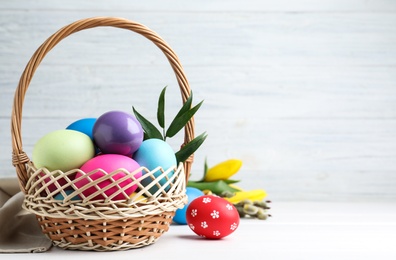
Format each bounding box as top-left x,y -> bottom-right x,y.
2,201 -> 396,259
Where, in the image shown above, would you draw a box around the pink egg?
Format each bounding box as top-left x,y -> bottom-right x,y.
74,154 -> 142,201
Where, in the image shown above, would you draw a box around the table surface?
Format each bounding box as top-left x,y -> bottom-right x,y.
2,201 -> 396,259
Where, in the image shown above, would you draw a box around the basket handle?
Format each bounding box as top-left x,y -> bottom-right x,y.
11,17 -> 194,193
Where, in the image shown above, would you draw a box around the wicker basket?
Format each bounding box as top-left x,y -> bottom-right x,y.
10,17 -> 195,251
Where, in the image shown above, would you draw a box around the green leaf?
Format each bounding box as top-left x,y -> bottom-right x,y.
187,180 -> 240,195
175,91 -> 193,119
143,132 -> 150,141
157,86 -> 167,128
132,106 -> 163,140
223,179 -> 240,184
200,157 -> 209,181
175,132 -> 208,164
166,100 -> 203,138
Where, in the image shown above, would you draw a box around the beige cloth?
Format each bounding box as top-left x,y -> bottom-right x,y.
0,178 -> 52,253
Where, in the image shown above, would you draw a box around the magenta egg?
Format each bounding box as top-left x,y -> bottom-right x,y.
93,111 -> 144,156
74,154 -> 142,201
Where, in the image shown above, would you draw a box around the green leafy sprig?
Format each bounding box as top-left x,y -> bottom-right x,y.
132,86 -> 207,164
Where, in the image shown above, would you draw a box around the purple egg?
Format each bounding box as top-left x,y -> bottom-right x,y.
93,111 -> 144,156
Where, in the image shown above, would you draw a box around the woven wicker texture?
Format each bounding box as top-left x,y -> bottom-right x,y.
10,17 -> 194,251
36,212 -> 175,251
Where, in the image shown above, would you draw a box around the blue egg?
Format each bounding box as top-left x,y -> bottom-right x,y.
54,189 -> 81,201
133,139 -> 177,195
173,187 -> 204,224
66,118 -> 97,140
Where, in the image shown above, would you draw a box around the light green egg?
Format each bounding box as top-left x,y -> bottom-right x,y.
32,129 -> 95,172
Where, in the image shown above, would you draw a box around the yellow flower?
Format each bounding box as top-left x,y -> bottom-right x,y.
224,189 -> 267,204
204,159 -> 243,182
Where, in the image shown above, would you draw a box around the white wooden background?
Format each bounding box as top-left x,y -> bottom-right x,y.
1,0 -> 395,201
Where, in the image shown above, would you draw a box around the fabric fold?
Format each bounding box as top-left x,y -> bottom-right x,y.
0,178 -> 52,253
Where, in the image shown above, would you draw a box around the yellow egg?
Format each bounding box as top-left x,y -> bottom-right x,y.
129,192 -> 147,203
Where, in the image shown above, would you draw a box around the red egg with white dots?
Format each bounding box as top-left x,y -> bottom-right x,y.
186,195 -> 240,239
